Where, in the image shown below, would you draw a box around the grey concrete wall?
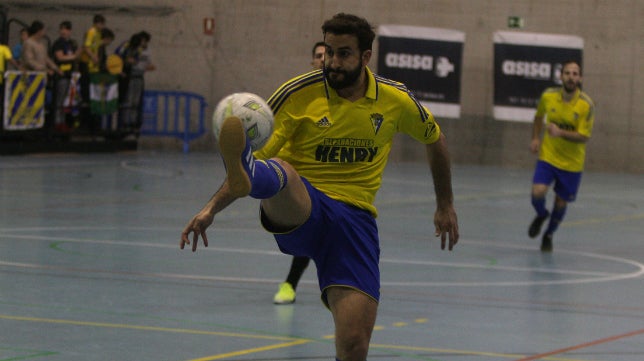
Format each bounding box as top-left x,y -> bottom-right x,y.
5,0 -> 642,172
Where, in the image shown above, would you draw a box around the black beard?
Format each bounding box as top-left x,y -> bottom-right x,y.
324,65 -> 363,90
563,80 -> 579,93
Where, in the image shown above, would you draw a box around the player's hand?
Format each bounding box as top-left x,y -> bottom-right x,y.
529,139 -> 540,154
434,206 -> 459,251
180,211 -> 214,252
546,123 -> 562,137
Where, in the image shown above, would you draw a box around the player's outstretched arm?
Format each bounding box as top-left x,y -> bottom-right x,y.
180,180 -> 240,252
425,134 -> 459,251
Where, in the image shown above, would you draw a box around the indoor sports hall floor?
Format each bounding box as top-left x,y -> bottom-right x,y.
1,151 -> 642,361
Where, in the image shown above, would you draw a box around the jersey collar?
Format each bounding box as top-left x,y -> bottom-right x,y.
560,87 -> 580,104
364,67 -> 377,100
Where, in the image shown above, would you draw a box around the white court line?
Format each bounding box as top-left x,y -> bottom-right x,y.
1,229 -> 643,287
120,160 -> 184,177
0,260 -> 279,285
0,232 -> 284,256
1,232 -> 618,277
0,159 -> 111,170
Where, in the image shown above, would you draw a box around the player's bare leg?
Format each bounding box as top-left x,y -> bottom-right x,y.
260,159 -> 312,230
326,286 -> 377,361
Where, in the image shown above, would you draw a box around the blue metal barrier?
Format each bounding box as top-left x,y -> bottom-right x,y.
141,90 -> 207,153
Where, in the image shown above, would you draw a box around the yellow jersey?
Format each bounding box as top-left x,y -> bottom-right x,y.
80,26 -> 102,72
255,67 -> 441,216
535,87 -> 594,172
0,45 -> 13,82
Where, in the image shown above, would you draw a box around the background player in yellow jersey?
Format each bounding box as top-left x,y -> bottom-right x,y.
528,60 -> 595,252
181,13 -> 459,361
273,40 -> 327,305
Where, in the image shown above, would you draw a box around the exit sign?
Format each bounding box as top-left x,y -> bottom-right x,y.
508,16 -> 524,29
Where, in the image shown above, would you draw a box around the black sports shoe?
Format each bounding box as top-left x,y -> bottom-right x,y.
528,212 -> 549,238
540,234 -> 553,252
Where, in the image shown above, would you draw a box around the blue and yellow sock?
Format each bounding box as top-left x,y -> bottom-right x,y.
248,159 -> 287,199
544,205 -> 566,235
237,138 -> 288,199
531,195 -> 548,217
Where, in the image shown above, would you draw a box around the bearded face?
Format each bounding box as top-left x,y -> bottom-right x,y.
322,33 -> 368,91
560,62 -> 582,93
325,62 -> 363,90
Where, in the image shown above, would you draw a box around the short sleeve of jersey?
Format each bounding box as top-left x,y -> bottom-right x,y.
398,102 -> 441,145
535,91 -> 548,119
373,75 -> 441,145
576,92 -> 594,138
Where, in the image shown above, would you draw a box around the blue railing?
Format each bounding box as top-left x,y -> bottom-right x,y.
140,90 -> 207,153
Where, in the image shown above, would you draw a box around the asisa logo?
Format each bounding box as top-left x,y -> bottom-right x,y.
385,53 -> 455,78
502,60 -> 551,80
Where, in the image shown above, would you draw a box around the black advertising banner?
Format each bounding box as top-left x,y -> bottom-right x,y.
377,25 -> 464,119
493,31 -> 583,122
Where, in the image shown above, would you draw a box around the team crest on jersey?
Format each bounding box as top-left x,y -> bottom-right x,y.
573,112 -> 579,121
370,113 -> 384,134
316,116 -> 331,127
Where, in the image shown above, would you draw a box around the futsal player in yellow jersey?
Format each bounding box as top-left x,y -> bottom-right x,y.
528,60 -> 595,252
181,13 -> 459,361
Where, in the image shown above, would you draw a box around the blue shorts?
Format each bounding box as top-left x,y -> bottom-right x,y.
532,160 -> 582,202
260,177 -> 380,308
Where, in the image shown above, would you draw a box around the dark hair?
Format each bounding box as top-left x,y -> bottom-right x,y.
28,21 -> 44,36
129,33 -> 143,49
321,13 -> 375,53
138,31 -> 151,42
101,28 -> 114,40
93,14 -> 106,24
60,21 -> 72,30
311,41 -> 326,57
562,60 -> 582,76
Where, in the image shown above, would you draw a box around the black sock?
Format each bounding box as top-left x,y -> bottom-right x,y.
285,256 -> 310,290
